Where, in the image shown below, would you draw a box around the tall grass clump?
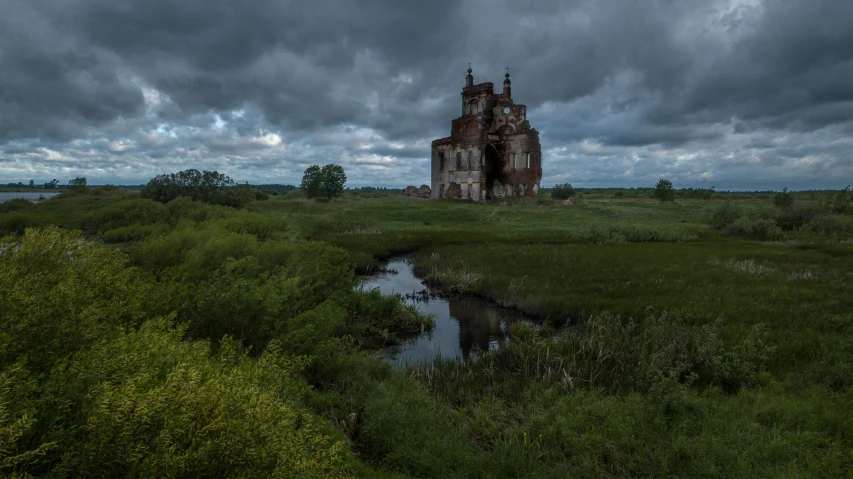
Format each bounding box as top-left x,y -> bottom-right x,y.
416,311 -> 770,398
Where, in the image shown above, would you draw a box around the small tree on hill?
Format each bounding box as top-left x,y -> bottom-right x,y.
300,164 -> 347,200
68,176 -> 88,192
653,179 -> 675,202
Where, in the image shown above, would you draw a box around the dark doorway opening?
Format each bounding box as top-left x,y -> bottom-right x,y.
484,144 -> 502,199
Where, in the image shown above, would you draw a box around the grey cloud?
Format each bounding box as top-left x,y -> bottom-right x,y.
1,0 -> 852,188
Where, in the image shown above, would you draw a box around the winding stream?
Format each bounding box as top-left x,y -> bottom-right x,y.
360,259 -> 531,365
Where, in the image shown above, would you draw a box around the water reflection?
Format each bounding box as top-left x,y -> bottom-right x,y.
0,192 -> 59,203
359,259 -> 529,365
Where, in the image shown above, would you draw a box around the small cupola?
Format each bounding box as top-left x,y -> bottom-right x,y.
503,67 -> 511,98
465,63 -> 474,87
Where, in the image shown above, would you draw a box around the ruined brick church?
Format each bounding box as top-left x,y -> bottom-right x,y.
430,66 -> 542,200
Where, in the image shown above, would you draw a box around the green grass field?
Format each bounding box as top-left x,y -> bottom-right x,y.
2,187 -> 852,477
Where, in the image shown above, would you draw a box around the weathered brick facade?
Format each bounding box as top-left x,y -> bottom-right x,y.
430,67 -> 542,200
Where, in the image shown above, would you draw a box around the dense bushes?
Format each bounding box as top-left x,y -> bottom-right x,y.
140,169 -> 254,207
0,227 -> 150,374
550,183 -> 575,200
708,204 -> 783,240
42,323 -> 351,478
0,226 -> 416,476
708,201 -> 851,239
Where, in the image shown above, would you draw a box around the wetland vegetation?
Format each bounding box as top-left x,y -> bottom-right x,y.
1,183 -> 852,477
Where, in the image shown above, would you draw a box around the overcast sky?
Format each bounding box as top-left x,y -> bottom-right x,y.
1,0 -> 852,189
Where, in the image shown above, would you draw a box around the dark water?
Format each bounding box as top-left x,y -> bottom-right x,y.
0,192 -> 59,203
360,259 -> 530,365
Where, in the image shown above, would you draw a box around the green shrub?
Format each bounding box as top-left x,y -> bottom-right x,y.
726,213 -> 784,241
101,224 -> 159,242
774,187 -> 794,209
43,321 -> 351,478
653,179 -> 675,202
180,256 -> 303,349
708,203 -> 743,230
217,213 -> 286,241
0,198 -> 32,213
708,205 -> 784,240
0,227 -> 150,374
774,204 -> 820,231
551,183 -> 575,200
829,185 -> 852,214
88,198 -> 168,233
343,289 -> 433,339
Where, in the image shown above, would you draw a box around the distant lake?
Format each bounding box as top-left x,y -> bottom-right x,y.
0,192 -> 60,203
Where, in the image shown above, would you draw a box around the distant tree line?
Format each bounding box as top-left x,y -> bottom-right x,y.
251,184 -> 298,195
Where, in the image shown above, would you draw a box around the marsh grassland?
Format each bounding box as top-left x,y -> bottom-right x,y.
2,187 -> 852,477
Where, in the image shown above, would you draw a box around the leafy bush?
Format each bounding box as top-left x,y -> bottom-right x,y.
727,213 -> 784,240
828,185 -> 852,214
774,204 -> 820,231
343,289 -> 433,339
42,321 -> 351,478
774,186 -> 794,209
708,203 -> 743,229
88,198 -> 168,233
0,198 -> 32,213
551,183 -> 575,200
141,169 -> 249,207
0,227 -> 149,374
653,179 -> 675,202
708,204 -> 784,240
217,213 -> 286,241
101,224 -> 159,242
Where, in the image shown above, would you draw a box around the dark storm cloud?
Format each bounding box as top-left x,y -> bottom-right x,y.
1,0 -> 852,187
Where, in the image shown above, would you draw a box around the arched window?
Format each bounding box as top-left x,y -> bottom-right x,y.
467,150 -> 472,169
456,152 -> 462,169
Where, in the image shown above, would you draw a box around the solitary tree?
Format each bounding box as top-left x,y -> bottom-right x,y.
300,165 -> 323,199
653,178 -> 675,202
28,179 -> 35,188
68,177 -> 88,192
300,164 -> 347,200
320,164 -> 346,200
